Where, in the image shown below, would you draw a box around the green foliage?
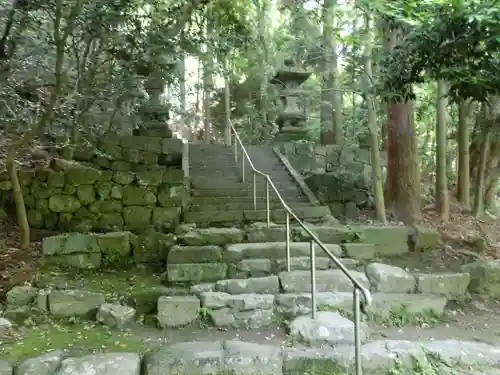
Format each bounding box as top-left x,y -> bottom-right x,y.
380,0 -> 500,102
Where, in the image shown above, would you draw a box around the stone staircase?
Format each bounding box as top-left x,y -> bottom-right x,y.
165,224 -> 470,339
185,144 -> 330,227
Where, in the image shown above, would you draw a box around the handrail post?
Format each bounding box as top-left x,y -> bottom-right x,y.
285,213 -> 290,272
241,149 -> 245,182
234,136 -> 238,163
353,288 -> 362,375
310,240 -> 316,319
252,171 -> 257,210
265,179 -> 270,227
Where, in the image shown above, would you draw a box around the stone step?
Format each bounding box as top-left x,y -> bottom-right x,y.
245,224 -> 416,256
279,269 -> 370,293
189,196 -> 310,206
188,202 -> 314,213
190,179 -> 301,191
144,338 -> 500,374
191,187 -> 304,198
225,242 -> 343,262
183,207 -> 330,227
276,291 -> 449,319
165,241 -> 360,283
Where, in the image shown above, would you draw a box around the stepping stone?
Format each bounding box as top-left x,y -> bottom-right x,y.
288,311 -> 369,346
56,353 -> 141,375
97,303 -> 136,329
16,350 -> 64,375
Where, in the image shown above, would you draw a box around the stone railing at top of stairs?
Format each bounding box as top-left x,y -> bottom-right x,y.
227,122 -> 371,374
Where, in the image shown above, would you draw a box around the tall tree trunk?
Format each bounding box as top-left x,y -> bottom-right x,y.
203,15 -> 214,144
456,100 -> 470,208
363,13 -> 386,223
320,0 -> 343,145
224,57 -> 231,145
256,0 -> 270,136
435,81 -> 449,220
474,118 -> 491,216
388,101 -> 421,226
179,54 -> 187,139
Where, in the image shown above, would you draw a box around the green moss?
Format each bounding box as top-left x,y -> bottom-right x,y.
367,306 -> 445,328
33,265 -> 163,302
0,320 -> 147,363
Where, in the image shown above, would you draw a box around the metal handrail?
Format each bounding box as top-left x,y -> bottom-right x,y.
230,123 -> 371,375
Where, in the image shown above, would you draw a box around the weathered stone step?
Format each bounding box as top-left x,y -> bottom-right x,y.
191,187 -> 304,198
225,242 -> 342,261
184,207 -> 330,227
189,196 -> 309,206
199,292 -> 275,329
188,202 -> 315,213
166,242 -> 360,283
279,269 -> 370,293
190,180 -> 303,191
276,291 -> 448,319
143,339 -> 500,375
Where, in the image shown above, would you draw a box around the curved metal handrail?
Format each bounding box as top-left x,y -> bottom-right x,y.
230,122 -> 371,375
230,124 -> 372,303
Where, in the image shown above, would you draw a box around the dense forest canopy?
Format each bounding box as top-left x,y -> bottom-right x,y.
0,0 -> 499,246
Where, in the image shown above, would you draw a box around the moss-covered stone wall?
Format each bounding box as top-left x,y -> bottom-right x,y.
0,136 -> 189,233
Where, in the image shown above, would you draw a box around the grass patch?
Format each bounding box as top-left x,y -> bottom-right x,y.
0,317 -> 148,363
198,307 -> 213,328
370,306 -> 445,328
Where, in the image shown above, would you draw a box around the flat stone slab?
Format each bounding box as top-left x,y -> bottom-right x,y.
141,339 -> 500,374
157,296 -> 199,328
288,311 -> 369,346
365,263 -> 416,293
415,272 -> 471,296
215,276 -> 280,294
56,353 -> 141,375
279,270 -> 369,293
224,242 -> 342,262
16,350 -> 64,375
178,227 -> 245,246
143,340 -> 282,375
276,292 -> 447,318
167,245 -> 224,264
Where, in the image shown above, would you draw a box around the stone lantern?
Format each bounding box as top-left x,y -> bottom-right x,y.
270,58 -> 312,142
134,54 -> 177,138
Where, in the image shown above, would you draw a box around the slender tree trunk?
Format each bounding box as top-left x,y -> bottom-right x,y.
474,122 -> 491,216
435,80 -> 449,220
320,0 -> 343,145
456,100 -> 470,208
363,13 -> 386,223
224,57 -> 231,145
6,154 -> 29,249
203,15 -> 213,144
179,54 -> 187,139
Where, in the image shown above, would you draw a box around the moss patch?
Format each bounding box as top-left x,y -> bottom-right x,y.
33,265 -> 164,301
0,319 -> 148,363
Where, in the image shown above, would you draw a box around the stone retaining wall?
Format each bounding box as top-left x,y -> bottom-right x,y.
278,142 -> 388,220
0,137 -> 188,232
2,337 -> 500,375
